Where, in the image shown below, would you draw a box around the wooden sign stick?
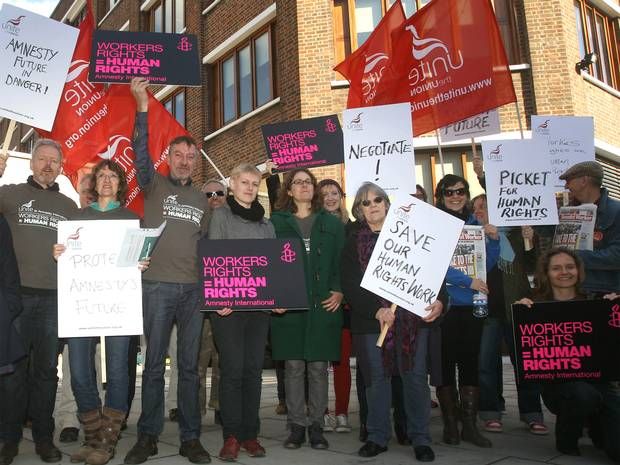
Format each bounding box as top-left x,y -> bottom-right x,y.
376,303 -> 397,347
1,120 -> 16,160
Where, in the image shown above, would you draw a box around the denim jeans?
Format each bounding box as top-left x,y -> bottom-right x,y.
68,336 -> 130,413
602,383 -> 620,461
137,281 -> 203,441
0,293 -> 58,443
356,328 -> 431,447
478,317 -> 543,423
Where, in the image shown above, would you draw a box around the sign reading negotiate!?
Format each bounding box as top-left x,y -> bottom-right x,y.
512,299 -> 620,384
89,30 -> 200,86
198,238 -> 309,311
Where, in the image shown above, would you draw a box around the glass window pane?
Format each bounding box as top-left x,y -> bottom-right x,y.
174,92 -> 185,126
175,0 -> 184,32
574,2 -> 586,59
153,4 -> 163,33
239,46 -> 252,115
387,0 -> 416,17
354,0 -> 382,46
222,57 -> 236,123
254,33 -> 272,106
165,0 -> 173,33
164,99 -> 173,114
585,9 -> 599,79
595,16 -> 611,84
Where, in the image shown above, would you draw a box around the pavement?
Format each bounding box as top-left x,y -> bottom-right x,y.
9,359 -> 617,465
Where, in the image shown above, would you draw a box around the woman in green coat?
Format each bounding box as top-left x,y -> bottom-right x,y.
270,168 -> 345,450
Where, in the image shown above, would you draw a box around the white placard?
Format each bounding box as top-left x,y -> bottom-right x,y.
343,103 -> 415,199
439,109 -> 501,143
360,196 -> 464,317
57,220 -> 143,337
482,140 -> 559,227
0,4 -> 79,130
531,115 -> 595,190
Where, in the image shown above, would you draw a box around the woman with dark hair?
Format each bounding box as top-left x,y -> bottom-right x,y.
434,174 -> 499,448
270,168 -> 345,450
515,248 -> 618,459
414,184 -> 429,203
53,160 -> 145,465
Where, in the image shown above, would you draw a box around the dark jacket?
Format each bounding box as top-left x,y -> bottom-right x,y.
270,209 -> 344,361
0,215 -> 25,374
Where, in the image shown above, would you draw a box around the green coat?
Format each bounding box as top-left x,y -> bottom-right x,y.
270,209 -> 344,361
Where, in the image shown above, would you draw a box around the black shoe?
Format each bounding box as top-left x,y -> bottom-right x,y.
283,424 -> 305,449
414,445 -> 435,462
308,422 -> 328,450
0,442 -> 18,465
358,441 -> 387,457
359,424 -> 368,443
59,427 -> 79,443
124,434 -> 158,464
34,441 -> 62,463
179,439 -> 211,464
214,410 -> 222,426
556,440 -> 581,456
169,408 -> 178,422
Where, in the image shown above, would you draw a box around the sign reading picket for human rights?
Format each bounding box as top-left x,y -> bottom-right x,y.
57,220 -> 143,338
360,196 -> 464,318
512,299 -> 620,384
532,116 -> 594,190
261,115 -> 343,171
482,139 -> 559,227
88,30 -> 200,86
198,238 -> 309,311
439,109 -> 501,143
0,4 -> 79,131
343,103 -> 415,199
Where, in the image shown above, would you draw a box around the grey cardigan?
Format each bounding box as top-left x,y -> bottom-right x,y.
207,203 -> 275,240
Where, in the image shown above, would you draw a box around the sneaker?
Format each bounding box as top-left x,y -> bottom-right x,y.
240,439 -> 266,457
218,437 -> 239,462
59,427 -> 79,443
335,414 -> 352,433
322,414 -> 335,432
308,422 -> 329,450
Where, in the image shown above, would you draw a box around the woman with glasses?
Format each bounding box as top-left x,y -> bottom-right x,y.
433,174 -> 499,448
270,168 -> 345,450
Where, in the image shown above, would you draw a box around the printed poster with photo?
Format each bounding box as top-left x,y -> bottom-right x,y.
450,226 -> 486,282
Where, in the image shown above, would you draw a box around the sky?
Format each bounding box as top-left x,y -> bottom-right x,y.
0,0 -> 57,17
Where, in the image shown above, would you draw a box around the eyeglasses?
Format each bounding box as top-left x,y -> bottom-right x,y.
96,173 -> 119,181
205,190 -> 225,199
291,179 -> 313,186
361,196 -> 384,207
443,188 -> 466,197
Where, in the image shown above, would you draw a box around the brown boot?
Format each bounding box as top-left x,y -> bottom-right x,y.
437,386 -> 460,445
86,407 -> 125,465
460,386 -> 492,448
70,410 -> 101,463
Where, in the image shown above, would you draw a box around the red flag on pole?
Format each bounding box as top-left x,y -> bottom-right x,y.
334,1 -> 407,108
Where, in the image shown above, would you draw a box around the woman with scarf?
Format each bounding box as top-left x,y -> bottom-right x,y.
341,182 -> 445,463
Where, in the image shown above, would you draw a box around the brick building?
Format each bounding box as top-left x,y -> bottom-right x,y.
2,0 -> 619,202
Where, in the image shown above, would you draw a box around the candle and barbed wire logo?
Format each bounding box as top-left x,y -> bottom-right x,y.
609,304 -> 620,329
324,118 -> 337,133
280,242 -> 296,263
177,37 -> 192,52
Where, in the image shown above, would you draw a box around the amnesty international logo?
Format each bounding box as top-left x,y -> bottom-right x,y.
609,304 -> 620,329
280,242 -> 296,263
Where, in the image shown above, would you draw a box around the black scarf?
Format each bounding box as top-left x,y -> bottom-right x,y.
227,196 -> 265,222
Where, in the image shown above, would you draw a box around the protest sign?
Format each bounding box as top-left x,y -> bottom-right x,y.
512,299 -> 620,384
482,139 -> 559,227
261,115 -> 343,171
553,204 -> 597,250
89,30 -> 200,86
198,238 -> 309,311
343,103 -> 415,198
439,109 -> 501,143
532,116 -> 595,189
450,226 -> 486,281
360,196 -> 463,318
0,4 -> 79,131
57,220 -> 143,337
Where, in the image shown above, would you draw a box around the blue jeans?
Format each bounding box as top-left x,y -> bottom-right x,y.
137,281 -> 203,441
602,383 -> 620,462
0,293 -> 58,442
478,317 -> 543,423
356,328 -> 431,447
68,336 -> 130,413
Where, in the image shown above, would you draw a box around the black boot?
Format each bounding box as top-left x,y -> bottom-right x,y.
436,386 -> 460,445
283,424 -> 305,449
460,386 -> 492,448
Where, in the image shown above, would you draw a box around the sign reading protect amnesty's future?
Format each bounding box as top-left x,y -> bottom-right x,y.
88,30 -> 200,86
198,238 -> 309,311
512,299 -> 620,384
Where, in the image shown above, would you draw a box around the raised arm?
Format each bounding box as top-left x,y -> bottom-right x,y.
130,77 -> 155,188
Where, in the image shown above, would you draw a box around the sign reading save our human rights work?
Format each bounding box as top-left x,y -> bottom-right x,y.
88,30 -> 200,86
198,238 -> 309,311
512,299 -> 620,384
0,4 -> 78,130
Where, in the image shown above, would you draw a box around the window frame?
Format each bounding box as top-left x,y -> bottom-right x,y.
149,0 -> 185,34
162,89 -> 186,127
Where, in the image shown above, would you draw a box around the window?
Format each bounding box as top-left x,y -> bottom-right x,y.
163,90 -> 186,127
212,27 -> 275,127
67,7 -> 87,27
21,132 -> 35,154
109,0 -> 119,11
150,0 -> 185,33
575,0 -> 620,90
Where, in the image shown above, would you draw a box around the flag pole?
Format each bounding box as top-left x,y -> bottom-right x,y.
435,129 -> 446,178
200,149 -> 228,185
513,100 -> 534,250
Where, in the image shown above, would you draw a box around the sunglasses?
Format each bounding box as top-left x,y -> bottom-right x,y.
443,188 -> 466,197
361,196 -> 384,207
205,190 -> 225,199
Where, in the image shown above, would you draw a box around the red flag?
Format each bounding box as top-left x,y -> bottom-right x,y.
334,1 -> 407,108
37,0 -> 109,175
390,0 -> 516,135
